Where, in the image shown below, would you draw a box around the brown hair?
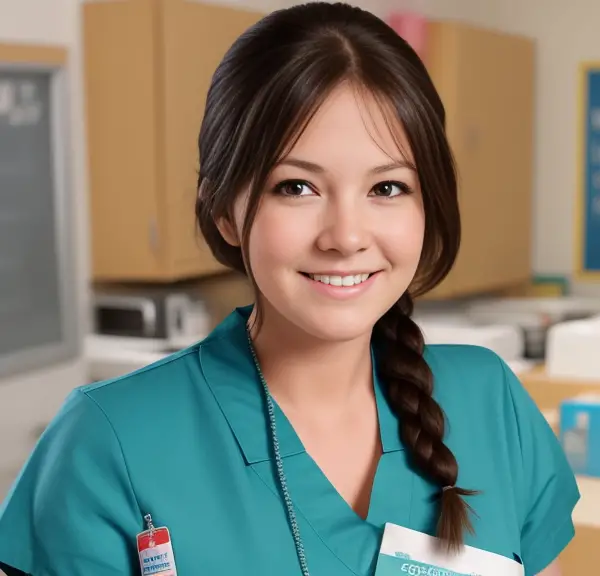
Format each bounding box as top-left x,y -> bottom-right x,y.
196,2 -> 476,552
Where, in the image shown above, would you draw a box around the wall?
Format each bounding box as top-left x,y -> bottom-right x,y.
0,0 -> 89,498
417,0 -> 600,286
497,0 -> 600,290
212,0 -> 509,26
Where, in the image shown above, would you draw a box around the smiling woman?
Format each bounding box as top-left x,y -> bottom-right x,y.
214,84 -> 428,341
0,3 -> 578,576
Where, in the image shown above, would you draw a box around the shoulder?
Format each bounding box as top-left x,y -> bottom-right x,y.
423,343 -> 550,416
424,344 -> 543,446
41,308 -> 249,465
424,343 -> 517,401
425,343 -> 505,375
0,386 -> 142,573
78,338 -> 225,431
0,330 -> 241,574
425,346 -> 579,574
77,324 -> 246,431
81,343 -> 205,404
423,344 -> 517,438
80,320 -> 237,405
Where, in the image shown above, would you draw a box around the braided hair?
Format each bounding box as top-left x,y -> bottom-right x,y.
374,293 -> 478,550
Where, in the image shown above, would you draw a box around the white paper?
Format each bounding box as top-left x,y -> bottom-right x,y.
377,523 -> 524,576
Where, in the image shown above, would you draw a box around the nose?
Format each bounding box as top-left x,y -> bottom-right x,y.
315,196 -> 370,256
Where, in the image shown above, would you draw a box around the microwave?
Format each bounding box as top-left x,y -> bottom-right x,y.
92,288 -> 209,347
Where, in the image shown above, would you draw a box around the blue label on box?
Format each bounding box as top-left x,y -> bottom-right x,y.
560,398 -> 600,477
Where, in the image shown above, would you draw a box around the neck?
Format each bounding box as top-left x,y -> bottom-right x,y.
248,304 -> 374,413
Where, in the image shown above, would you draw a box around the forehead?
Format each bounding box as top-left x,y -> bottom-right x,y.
286,83 -> 413,168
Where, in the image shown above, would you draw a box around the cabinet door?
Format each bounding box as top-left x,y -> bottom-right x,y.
84,0 -> 164,281
160,0 -> 264,280
427,22 -> 535,298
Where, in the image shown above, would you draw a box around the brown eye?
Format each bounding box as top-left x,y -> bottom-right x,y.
274,180 -> 314,197
370,181 -> 411,198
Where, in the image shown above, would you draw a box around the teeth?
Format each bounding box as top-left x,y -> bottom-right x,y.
309,273 -> 372,286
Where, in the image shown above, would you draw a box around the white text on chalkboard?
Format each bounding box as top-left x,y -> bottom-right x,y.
0,80 -> 42,126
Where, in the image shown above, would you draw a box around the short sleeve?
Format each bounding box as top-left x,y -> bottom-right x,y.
0,389 -> 142,575
502,360 -> 580,576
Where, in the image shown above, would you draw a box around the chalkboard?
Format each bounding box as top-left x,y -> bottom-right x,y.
580,65 -> 600,275
0,63 -> 78,379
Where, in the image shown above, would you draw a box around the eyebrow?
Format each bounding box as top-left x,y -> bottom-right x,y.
278,157 -> 416,174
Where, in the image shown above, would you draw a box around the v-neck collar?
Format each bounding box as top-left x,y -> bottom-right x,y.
199,306 -> 304,464
199,306 -> 414,575
200,305 -> 404,465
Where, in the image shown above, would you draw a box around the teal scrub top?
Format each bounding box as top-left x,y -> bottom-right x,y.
0,306 -> 580,576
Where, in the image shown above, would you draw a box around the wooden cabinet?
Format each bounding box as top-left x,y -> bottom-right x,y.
561,525 -> 600,576
83,0 -> 263,281
85,5 -> 534,291
425,22 -> 535,298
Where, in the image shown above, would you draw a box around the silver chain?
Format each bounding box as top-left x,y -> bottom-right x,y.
246,330 -> 311,576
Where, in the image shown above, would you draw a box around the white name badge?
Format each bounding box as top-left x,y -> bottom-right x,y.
375,523 -> 525,576
137,526 -> 177,576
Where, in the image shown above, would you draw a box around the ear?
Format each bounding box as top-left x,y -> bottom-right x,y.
215,215 -> 241,247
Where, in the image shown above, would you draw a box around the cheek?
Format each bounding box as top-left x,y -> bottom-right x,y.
379,201 -> 426,262
247,204 -> 309,272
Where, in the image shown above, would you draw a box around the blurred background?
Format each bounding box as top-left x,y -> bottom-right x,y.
1,0 -> 600,572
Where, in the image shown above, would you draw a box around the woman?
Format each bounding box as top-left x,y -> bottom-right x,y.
0,3 -> 577,575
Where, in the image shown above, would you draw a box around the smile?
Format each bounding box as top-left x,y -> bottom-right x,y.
299,271 -> 380,300
307,273 -> 372,287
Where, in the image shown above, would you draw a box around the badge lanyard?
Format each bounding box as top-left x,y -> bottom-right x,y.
247,330 -> 311,576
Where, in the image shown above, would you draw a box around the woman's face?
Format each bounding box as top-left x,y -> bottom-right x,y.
222,84 -> 425,342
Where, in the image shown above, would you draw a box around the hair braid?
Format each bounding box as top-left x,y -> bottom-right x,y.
374,293 -> 478,552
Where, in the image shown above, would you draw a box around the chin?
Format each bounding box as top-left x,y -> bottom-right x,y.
291,308 -> 381,343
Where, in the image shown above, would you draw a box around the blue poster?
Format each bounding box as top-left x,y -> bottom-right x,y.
582,67 -> 600,272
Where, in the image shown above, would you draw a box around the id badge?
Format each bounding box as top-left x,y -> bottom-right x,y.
137,514 -> 178,576
375,523 -> 524,576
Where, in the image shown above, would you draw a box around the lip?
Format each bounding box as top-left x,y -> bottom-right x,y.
300,270 -> 380,300
303,270 -> 378,276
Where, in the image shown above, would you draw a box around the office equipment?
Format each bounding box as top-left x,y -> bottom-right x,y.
0,44 -> 78,379
416,318 -> 525,364
92,284 -> 209,346
87,273 -> 253,381
546,316 -> 600,379
467,297 -> 600,359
